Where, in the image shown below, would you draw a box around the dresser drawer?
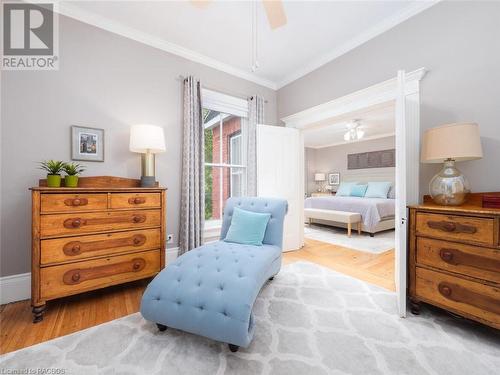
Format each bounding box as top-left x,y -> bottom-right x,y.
110,193 -> 161,209
40,209 -> 161,237
416,212 -> 495,246
416,238 -> 500,284
41,193 -> 108,213
40,250 -> 160,300
415,267 -> 500,327
40,228 -> 161,265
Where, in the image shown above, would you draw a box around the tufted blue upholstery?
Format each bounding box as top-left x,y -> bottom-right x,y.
140,197 -> 288,348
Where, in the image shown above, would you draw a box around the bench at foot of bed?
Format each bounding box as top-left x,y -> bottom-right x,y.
140,197 -> 288,350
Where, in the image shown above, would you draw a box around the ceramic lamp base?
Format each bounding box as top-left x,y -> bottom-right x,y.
140,176 -> 156,187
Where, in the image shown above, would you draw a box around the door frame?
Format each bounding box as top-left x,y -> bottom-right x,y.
281,68 -> 427,316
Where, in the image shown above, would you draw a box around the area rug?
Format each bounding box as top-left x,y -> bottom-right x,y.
1,262 -> 498,375
305,224 -> 395,254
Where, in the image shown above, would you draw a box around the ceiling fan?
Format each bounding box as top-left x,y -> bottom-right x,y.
191,0 -> 287,29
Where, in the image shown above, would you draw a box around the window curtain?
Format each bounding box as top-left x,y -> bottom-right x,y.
179,76 -> 204,255
246,95 -> 264,196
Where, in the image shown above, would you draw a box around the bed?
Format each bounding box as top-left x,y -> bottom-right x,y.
304,195 -> 395,236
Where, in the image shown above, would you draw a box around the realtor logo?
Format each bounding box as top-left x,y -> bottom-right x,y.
2,2 -> 59,70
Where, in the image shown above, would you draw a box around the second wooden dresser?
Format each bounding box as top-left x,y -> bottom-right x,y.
31,176 -> 166,322
408,195 -> 500,329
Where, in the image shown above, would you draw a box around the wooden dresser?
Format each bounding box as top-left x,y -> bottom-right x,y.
30,176 -> 166,323
408,194 -> 500,329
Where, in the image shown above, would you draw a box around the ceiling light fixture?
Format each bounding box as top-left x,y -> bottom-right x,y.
343,120 -> 365,142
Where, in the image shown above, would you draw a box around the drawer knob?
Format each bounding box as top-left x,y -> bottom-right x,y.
72,219 -> 82,228
132,215 -> 144,223
129,197 -> 146,205
440,249 -> 454,262
438,283 -> 452,297
133,236 -> 142,245
72,273 -> 81,282
64,198 -> 88,207
73,199 -> 81,206
133,262 -> 141,270
427,220 -> 477,234
72,244 -> 81,253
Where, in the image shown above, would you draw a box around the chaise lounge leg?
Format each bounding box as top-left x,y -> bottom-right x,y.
228,344 -> 239,352
156,323 -> 168,332
268,276 -> 274,281
370,233 -> 374,237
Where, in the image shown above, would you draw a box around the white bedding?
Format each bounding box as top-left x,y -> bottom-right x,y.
304,196 -> 395,232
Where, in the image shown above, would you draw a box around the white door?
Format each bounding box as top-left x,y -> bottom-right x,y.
395,70 -> 407,317
257,125 -> 304,252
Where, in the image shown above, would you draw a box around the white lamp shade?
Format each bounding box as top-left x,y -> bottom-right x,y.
129,124 -> 166,153
421,123 -> 483,163
314,173 -> 326,182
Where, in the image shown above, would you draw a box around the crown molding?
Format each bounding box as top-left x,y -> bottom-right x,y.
56,2 -> 277,90
276,1 -> 439,89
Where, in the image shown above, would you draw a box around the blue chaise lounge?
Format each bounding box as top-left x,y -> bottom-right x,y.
140,197 -> 288,352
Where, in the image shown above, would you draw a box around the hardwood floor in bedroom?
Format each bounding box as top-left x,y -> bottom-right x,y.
0,238 -> 394,354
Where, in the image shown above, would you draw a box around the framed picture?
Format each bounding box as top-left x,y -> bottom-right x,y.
71,126 -> 104,162
328,172 -> 340,185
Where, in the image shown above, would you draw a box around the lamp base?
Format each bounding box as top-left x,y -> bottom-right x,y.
140,176 -> 156,188
429,159 -> 470,206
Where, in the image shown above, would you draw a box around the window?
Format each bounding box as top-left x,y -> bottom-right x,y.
203,109 -> 246,224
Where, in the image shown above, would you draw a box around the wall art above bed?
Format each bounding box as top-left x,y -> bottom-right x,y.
347,149 -> 395,170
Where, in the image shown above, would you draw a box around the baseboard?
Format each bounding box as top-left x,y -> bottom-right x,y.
0,247 -> 180,305
0,272 -> 31,305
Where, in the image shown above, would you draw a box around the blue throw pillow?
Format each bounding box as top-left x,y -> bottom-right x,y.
224,207 -> 271,246
364,182 -> 392,199
350,184 -> 368,197
336,182 -> 358,196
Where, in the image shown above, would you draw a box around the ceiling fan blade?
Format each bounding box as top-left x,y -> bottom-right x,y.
190,0 -> 212,9
262,0 -> 287,29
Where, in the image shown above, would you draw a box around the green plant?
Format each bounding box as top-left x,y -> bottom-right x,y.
63,162 -> 85,176
39,160 -> 65,175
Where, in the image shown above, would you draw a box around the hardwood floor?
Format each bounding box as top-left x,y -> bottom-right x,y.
0,238 -> 394,355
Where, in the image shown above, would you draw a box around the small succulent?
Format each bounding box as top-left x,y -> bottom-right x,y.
63,162 -> 85,176
39,160 -> 65,175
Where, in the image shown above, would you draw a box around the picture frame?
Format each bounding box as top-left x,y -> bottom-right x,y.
328,172 -> 340,185
71,126 -> 104,162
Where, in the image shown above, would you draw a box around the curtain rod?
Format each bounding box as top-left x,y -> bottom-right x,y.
177,75 -> 268,103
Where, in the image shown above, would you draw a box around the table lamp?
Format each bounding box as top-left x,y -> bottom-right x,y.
129,124 -> 166,187
421,123 -> 482,205
314,173 -> 326,192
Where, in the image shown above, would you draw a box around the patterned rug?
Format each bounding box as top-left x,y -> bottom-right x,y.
305,224 -> 395,254
1,262 -> 498,375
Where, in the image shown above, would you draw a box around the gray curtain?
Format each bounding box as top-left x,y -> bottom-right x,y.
246,95 -> 265,196
179,76 -> 204,255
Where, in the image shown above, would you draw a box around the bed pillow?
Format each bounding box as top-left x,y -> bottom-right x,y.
224,207 -> 271,246
365,182 -> 392,199
336,182 -> 358,196
388,184 -> 396,199
350,184 -> 368,197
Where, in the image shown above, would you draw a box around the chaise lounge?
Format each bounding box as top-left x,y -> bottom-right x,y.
140,197 -> 288,352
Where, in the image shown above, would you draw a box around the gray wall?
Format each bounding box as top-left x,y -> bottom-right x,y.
0,16 -> 277,277
306,136 -> 395,195
279,1 -> 500,196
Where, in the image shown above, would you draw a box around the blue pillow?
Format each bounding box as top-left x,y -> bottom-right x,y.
224,207 -> 271,246
364,182 -> 392,199
351,184 -> 368,197
336,182 -> 358,196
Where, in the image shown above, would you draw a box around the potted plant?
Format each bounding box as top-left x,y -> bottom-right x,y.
39,160 -> 65,187
63,162 -> 85,187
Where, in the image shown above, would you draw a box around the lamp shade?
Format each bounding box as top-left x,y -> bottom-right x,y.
129,124 -> 166,153
314,173 -> 326,182
421,123 -> 482,164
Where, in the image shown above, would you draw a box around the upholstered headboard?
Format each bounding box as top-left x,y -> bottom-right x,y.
341,170 -> 395,185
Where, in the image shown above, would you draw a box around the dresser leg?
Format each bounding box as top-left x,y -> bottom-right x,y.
32,304 -> 46,323
410,298 -> 421,315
